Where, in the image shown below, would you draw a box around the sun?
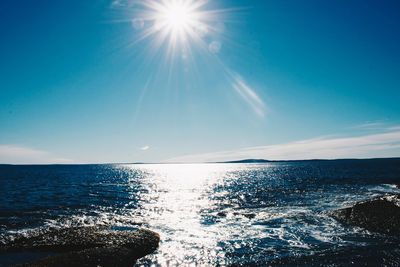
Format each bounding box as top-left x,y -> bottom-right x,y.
133,0 -> 214,49
161,2 -> 194,32
151,0 -> 205,41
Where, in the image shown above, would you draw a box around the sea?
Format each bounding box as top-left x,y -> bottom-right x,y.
1,158 -> 400,266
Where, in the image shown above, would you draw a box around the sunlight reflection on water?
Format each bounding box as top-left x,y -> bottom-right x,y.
126,164 -> 237,266
115,163 -> 375,266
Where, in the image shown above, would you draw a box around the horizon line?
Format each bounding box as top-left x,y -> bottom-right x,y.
1,156 -> 399,166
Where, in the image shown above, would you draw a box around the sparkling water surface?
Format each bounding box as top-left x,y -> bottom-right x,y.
1,159 -> 400,266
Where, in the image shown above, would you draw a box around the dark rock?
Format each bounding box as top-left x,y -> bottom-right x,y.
1,227 -> 160,267
231,212 -> 255,219
242,213 -> 256,219
330,195 -> 400,235
216,212 -> 227,217
17,246 -> 140,267
263,242 -> 400,267
2,227 -> 159,253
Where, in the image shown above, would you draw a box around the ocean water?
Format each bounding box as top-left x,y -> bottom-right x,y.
0,159 -> 400,266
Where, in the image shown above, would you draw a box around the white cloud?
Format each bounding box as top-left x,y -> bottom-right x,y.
167,128 -> 400,163
0,145 -> 73,164
140,145 -> 150,151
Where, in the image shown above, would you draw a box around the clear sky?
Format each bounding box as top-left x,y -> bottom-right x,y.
1,0 -> 400,164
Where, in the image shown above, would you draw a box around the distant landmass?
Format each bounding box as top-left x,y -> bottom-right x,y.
217,159 -> 273,163
217,157 -> 400,164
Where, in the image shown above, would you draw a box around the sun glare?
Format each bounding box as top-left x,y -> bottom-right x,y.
151,0 -> 205,42
162,2 -> 193,31
131,0 -> 223,56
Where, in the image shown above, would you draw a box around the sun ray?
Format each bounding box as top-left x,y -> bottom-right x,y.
126,0 -> 231,60
110,1 -> 266,117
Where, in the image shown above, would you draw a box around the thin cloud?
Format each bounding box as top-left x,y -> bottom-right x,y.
140,145 -> 150,151
167,127 -> 400,163
0,145 -> 73,164
351,121 -> 388,130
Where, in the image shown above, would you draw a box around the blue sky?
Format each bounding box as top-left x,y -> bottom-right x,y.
1,0 -> 400,163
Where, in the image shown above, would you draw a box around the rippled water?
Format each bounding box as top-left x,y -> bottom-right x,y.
1,159 -> 400,266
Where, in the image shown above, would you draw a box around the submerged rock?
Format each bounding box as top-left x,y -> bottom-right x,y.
1,227 -> 160,266
330,195 -> 400,235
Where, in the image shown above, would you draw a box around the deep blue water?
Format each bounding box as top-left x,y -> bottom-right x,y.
1,159 -> 400,266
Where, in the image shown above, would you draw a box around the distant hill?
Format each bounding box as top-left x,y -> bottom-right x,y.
217,157 -> 400,164
218,159 -> 272,163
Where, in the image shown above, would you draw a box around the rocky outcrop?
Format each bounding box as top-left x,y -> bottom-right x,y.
1,227 -> 159,267
330,195 -> 400,235
264,243 -> 400,267
18,246 -> 143,267
18,247 -> 138,267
